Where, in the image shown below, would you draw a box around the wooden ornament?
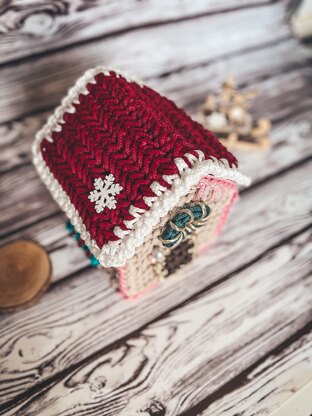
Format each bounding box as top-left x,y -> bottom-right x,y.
198,75 -> 271,151
0,240 -> 52,311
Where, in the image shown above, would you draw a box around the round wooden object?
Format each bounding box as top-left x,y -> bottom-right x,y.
0,240 -> 52,311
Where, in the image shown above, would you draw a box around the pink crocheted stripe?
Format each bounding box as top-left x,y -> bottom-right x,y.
197,176 -> 238,251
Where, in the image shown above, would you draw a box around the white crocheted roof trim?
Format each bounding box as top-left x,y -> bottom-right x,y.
32,66 -> 143,153
33,151 -> 249,267
32,66 -> 250,267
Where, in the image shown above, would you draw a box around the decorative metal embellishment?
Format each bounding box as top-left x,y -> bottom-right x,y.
88,174 -> 122,213
160,201 -> 211,249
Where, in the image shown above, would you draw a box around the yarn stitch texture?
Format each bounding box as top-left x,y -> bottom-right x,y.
33,67 -> 250,267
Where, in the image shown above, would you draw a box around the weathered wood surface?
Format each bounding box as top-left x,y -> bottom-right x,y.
1,36 -> 312,175
1,1 -> 312,414
0,0 -> 269,65
200,330 -> 312,416
0,160 -> 311,408
0,2 -> 291,123
0,110 -> 49,174
2,230 -> 311,415
157,40 -> 312,113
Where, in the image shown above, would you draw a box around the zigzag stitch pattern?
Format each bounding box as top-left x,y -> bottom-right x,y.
33,67 -> 250,267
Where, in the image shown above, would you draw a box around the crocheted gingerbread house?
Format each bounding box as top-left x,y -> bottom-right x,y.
33,67 -> 250,298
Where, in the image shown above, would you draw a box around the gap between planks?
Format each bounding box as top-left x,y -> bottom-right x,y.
0,160 -> 311,410
0,2 -> 291,124
1,228 -> 311,415
0,2 -> 310,412
0,0 -> 271,66
183,322 -> 312,416
1,36 -> 312,175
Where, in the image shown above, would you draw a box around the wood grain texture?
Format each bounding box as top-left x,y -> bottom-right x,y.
0,2 -> 311,414
0,111 -> 49,174
199,331 -> 312,416
0,2 -> 290,123
0,0 -> 268,65
1,230 -> 311,415
0,161 -> 311,407
154,39 -> 312,112
1,36 -> 312,174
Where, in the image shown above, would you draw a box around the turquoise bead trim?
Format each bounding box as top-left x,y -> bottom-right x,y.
160,202 -> 210,248
66,220 -> 100,267
89,254 -> 100,267
66,221 -> 75,234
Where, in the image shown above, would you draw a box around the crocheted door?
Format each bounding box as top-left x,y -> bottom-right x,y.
33,67 -> 248,299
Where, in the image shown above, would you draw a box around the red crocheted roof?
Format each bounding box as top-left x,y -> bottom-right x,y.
36,69 -> 241,253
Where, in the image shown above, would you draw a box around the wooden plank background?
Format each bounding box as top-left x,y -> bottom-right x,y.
0,1 -> 312,415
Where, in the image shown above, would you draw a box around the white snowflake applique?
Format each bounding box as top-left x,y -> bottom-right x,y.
88,174 -> 122,213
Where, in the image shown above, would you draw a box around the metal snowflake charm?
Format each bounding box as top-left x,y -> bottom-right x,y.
88,174 -> 122,213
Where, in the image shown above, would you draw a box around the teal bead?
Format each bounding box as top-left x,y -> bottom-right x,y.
160,202 -> 210,248
74,232 -> 81,241
192,204 -> 206,220
66,220 -> 100,266
174,211 -> 192,228
90,255 -> 100,267
66,220 -> 74,233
